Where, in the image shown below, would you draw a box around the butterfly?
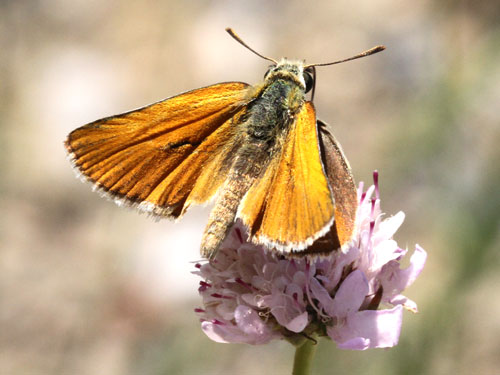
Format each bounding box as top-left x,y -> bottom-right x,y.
65,28 -> 385,259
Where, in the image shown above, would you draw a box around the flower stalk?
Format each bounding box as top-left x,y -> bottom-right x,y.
292,337 -> 318,375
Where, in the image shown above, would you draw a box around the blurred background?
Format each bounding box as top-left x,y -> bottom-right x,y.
1,0 -> 499,374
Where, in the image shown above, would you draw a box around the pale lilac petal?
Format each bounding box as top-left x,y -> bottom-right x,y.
373,239 -> 399,260
328,305 -> 403,350
241,293 -> 258,307
362,239 -> 401,276
285,311 -> 309,332
316,247 -> 359,290
309,277 -> 334,314
202,320 -> 274,345
285,283 -> 305,305
215,301 -> 238,320
292,271 -> 307,287
401,245 -> 427,288
269,294 -> 305,327
379,245 -> 427,299
349,306 -> 403,348
374,212 -> 405,242
234,305 -> 273,341
390,295 -> 418,312
251,275 -> 268,290
218,226 -> 244,250
201,321 -> 231,343
337,337 -> 370,350
331,270 -> 369,317
273,275 -> 289,291
358,185 -> 375,213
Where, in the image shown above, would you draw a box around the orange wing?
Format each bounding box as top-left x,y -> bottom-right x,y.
238,102 -> 335,252
66,82 -> 251,217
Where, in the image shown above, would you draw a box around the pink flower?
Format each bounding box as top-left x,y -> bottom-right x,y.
193,172 -> 427,350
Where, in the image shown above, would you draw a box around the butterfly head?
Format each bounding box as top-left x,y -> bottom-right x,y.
225,27 -> 384,100
263,59 -> 315,94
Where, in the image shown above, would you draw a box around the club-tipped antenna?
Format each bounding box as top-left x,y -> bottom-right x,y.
305,45 -> 386,68
226,28 -> 278,65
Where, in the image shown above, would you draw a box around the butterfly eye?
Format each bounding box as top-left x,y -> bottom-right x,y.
263,67 -> 273,80
303,70 -> 314,93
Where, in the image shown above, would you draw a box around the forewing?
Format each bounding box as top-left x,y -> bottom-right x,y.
238,102 -> 335,252
66,82 -> 250,217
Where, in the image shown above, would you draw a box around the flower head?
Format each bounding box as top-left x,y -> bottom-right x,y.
193,172 -> 426,350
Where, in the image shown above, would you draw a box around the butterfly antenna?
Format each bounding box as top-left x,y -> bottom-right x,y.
226,28 -> 278,65
305,45 -> 385,68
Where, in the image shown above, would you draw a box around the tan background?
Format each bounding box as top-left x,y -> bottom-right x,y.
1,0 -> 499,374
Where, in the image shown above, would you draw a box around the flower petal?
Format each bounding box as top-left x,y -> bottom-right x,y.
337,337 -> 370,350
379,245 -> 427,299
309,277 -> 334,314
328,305 -> 403,350
234,305 -> 273,341
374,212 -> 405,242
390,295 -> 418,312
268,294 -> 307,332
201,321 -> 231,343
331,270 -> 369,317
401,245 -> 427,289
285,311 -> 309,333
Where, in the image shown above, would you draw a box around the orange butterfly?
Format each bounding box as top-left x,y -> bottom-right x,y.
65,28 -> 384,258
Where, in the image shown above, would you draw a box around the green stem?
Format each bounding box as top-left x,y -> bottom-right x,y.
292,338 -> 318,375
